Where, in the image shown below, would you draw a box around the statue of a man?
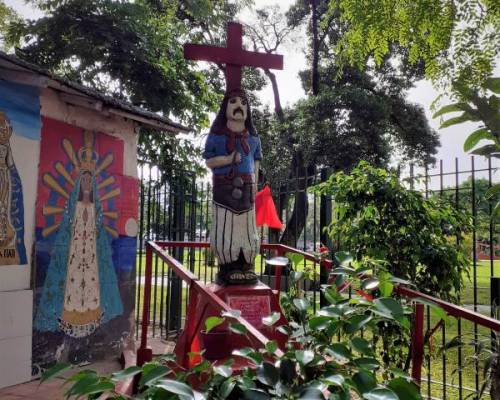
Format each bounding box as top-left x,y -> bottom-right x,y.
203,89 -> 261,285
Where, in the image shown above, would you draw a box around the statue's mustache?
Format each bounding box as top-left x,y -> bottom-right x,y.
233,107 -> 244,116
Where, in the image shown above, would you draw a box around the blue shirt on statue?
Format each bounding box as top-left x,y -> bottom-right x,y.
203,129 -> 262,176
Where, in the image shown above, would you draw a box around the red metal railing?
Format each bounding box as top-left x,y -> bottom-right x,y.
137,241 -> 500,391
137,241 -> 284,366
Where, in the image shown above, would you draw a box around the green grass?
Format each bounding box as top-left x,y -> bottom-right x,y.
418,312 -> 495,400
461,260 -> 500,305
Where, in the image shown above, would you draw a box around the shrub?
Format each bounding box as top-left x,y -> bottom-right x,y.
315,161 -> 472,301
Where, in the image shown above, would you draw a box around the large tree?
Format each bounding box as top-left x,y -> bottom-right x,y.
0,1 -> 18,51
251,1 -> 439,246
256,63 -> 439,245
1,0 -> 259,176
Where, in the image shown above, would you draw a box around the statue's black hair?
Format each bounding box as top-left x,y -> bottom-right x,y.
209,90 -> 257,136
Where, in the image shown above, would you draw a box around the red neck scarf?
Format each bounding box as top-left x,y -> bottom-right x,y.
220,126 -> 250,155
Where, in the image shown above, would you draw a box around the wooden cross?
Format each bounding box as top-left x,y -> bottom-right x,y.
184,22 -> 284,92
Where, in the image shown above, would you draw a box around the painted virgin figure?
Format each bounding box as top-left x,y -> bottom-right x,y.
34,132 -> 123,339
0,111 -> 26,265
203,89 -> 262,285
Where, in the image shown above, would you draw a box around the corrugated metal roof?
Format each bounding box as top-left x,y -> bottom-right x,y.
0,50 -> 190,133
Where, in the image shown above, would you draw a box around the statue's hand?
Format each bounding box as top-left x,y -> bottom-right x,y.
228,151 -> 241,164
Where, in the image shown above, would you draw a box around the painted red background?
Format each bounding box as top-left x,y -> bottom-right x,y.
36,117 -> 136,236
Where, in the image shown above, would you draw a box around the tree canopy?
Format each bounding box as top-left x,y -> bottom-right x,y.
0,1 -> 18,51
258,64 -> 439,187
5,0 -> 229,128
328,0 -> 500,90
1,0 -> 261,175
246,1 -> 441,245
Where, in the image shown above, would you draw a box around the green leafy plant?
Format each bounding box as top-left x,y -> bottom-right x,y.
204,316 -> 225,334
330,0 -> 499,88
284,252 -> 318,285
315,161 -> 472,302
43,264 -> 429,399
433,77 -> 500,219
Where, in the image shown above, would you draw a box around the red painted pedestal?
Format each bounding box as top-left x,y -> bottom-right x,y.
174,281 -> 287,368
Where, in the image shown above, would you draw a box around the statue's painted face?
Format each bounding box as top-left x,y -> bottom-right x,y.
226,96 -> 248,123
0,115 -> 12,145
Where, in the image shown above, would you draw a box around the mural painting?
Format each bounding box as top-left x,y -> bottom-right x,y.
33,118 -> 138,369
0,112 -> 26,265
0,79 -> 41,267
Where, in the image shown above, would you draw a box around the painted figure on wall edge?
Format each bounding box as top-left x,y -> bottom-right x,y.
0,111 -> 27,265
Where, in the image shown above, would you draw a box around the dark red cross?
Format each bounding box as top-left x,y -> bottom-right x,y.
184,22 -> 283,92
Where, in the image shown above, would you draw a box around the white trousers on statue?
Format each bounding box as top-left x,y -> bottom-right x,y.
210,202 -> 260,265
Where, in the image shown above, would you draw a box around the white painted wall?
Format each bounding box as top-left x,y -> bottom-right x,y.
0,92 -> 39,387
0,291 -> 33,388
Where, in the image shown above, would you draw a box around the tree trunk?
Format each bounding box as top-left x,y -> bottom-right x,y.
263,67 -> 287,245
311,0 -> 319,96
279,152 -> 309,247
262,11 -> 321,246
278,0 -> 321,246
279,186 -> 308,247
264,69 -> 284,121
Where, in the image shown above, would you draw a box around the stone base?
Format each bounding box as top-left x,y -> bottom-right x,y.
174,281 -> 287,368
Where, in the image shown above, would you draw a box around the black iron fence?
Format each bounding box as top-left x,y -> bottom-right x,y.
135,156 -> 498,400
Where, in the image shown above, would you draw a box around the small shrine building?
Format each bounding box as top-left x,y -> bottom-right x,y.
0,51 -> 188,388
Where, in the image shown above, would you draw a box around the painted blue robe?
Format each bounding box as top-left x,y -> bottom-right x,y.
8,163 -> 27,264
34,175 -> 123,333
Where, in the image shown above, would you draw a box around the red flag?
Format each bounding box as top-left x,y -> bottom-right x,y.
255,185 -> 284,229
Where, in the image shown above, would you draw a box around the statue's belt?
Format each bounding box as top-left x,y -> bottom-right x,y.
213,173 -> 255,213
213,173 -> 254,185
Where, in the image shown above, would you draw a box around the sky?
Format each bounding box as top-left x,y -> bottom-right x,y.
5,0 -> 498,182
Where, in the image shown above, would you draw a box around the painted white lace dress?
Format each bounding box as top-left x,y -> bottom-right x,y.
59,201 -> 102,338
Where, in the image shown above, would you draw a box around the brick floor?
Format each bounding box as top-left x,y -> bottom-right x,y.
0,359 -> 121,400
0,379 -> 65,400
0,339 -> 175,399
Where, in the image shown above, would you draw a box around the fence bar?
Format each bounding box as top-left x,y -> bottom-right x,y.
319,169 -> 331,308
396,286 -> 500,331
135,166 -> 145,340
137,243 -> 153,366
455,157 -> 464,400
411,303 -> 425,386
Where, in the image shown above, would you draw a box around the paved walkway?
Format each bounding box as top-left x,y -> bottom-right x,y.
0,359 -> 121,400
0,378 -> 66,400
0,338 -> 174,399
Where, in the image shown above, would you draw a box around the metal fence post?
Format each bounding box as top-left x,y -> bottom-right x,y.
411,303 -> 424,388
169,175 -> 184,333
492,277 -> 500,353
319,168 -> 332,307
137,242 -> 153,366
